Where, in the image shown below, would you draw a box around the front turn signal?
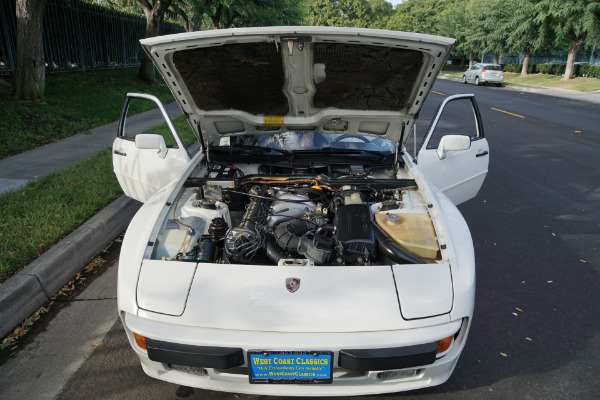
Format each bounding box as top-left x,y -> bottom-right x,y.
133,332 -> 147,350
437,335 -> 453,354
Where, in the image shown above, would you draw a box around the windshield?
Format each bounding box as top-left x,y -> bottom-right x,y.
209,132 -> 396,154
485,65 -> 502,71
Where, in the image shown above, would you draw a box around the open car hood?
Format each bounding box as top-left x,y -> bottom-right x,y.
141,26 -> 454,144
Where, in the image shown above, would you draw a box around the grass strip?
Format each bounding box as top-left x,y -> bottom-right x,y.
143,114 -> 198,147
442,70 -> 600,92
0,68 -> 174,158
0,148 -> 122,283
503,73 -> 600,92
0,115 -> 197,284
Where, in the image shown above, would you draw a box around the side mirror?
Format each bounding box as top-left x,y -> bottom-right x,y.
437,135 -> 471,160
135,134 -> 167,159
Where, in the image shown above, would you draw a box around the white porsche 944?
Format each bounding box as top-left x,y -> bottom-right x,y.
112,26 -> 489,396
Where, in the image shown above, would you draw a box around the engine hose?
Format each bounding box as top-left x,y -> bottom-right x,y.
370,221 -> 425,265
274,219 -> 313,254
265,240 -> 287,264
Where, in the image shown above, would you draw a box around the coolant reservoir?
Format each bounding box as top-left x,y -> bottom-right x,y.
181,197 -> 231,234
375,212 -> 439,259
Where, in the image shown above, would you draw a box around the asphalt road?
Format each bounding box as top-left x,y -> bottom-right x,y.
2,80 -> 599,400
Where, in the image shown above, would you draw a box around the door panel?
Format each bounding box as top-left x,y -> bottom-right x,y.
112,94 -> 191,203
417,94 -> 489,206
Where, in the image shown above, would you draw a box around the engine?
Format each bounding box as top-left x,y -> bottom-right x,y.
152,176 -> 440,266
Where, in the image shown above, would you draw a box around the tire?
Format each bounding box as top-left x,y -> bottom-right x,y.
462,75 -> 467,84
475,76 -> 481,86
496,83 -> 503,87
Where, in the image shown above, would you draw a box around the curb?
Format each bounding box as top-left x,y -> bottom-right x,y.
0,195 -> 141,338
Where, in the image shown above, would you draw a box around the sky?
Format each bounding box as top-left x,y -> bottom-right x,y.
386,0 -> 405,6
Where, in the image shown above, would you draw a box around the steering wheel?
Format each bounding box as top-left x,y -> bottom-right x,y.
331,134 -> 371,143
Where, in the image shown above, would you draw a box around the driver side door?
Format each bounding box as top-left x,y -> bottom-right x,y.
417,94 -> 489,206
112,93 -> 191,203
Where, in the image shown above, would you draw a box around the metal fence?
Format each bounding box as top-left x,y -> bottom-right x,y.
482,48 -> 598,65
0,0 -> 184,75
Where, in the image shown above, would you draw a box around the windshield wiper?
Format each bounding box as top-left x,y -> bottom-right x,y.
211,145 -> 292,156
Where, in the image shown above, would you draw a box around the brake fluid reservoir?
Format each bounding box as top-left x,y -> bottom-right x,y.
181,197 -> 231,234
375,212 -> 439,259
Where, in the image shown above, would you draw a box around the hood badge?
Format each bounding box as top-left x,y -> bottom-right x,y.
286,278 -> 301,293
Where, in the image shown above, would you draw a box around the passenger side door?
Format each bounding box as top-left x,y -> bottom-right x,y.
417,94 -> 489,206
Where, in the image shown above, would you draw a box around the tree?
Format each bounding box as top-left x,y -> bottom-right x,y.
506,0 -> 544,77
535,0 -> 600,80
386,0 -> 446,35
14,0 -> 47,102
136,0 -> 173,83
305,0 -> 374,28
436,0 -> 471,66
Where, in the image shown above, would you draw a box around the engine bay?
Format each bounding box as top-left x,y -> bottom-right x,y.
148,162 -> 442,267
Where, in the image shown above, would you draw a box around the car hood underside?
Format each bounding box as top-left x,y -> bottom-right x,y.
140,26 -> 454,144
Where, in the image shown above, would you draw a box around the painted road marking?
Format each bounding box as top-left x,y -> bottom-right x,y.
431,91 -> 446,96
491,107 -> 526,119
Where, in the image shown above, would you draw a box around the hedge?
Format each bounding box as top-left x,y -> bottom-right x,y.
502,63 -> 600,78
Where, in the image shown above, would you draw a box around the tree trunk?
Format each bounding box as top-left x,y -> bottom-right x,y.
468,52 -> 475,69
563,30 -> 586,80
137,0 -> 172,83
521,48 -> 530,77
14,0 -> 47,102
494,53 -> 499,64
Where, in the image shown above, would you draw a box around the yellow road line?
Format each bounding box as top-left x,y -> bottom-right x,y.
431,91 -> 446,96
491,107 -> 526,119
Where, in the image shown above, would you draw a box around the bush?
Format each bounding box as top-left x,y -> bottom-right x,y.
579,64 -> 600,78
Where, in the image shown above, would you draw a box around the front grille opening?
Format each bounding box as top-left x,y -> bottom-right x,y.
170,364 -> 208,376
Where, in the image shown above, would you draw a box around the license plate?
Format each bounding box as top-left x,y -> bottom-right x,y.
248,350 -> 333,384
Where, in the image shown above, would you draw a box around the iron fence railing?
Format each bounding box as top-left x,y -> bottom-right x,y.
0,0 -> 183,76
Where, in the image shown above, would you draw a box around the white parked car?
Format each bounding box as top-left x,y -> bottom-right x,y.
463,63 -> 504,86
113,26 -> 489,396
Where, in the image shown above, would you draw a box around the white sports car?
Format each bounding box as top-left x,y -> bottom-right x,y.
113,26 -> 489,396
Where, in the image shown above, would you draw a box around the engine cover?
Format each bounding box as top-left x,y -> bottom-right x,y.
334,204 -> 376,264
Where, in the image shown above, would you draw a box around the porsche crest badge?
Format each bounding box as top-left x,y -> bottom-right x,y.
286,277 -> 300,293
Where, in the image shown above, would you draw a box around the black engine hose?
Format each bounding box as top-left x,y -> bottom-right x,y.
266,240 -> 287,264
370,221 -> 426,265
274,219 -> 314,253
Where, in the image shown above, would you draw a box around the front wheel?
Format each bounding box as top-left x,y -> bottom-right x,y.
462,75 -> 467,84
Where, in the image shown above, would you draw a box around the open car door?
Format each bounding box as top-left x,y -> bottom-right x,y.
112,93 -> 191,203
417,94 -> 489,206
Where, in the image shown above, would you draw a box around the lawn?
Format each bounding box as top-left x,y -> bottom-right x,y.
0,68 -> 174,158
0,149 -> 122,282
442,69 -> 600,92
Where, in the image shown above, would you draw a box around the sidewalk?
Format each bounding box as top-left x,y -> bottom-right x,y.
0,102 -> 183,338
0,101 -> 183,195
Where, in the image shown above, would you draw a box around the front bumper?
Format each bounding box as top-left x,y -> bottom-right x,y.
122,313 -> 470,396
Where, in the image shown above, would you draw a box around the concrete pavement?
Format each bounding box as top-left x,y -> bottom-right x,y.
0,101 -> 183,194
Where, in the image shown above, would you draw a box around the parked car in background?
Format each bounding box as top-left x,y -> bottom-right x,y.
113,26 -> 489,396
463,63 -> 504,86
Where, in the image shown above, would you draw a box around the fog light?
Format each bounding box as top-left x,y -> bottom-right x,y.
133,332 -> 147,350
377,369 -> 418,381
